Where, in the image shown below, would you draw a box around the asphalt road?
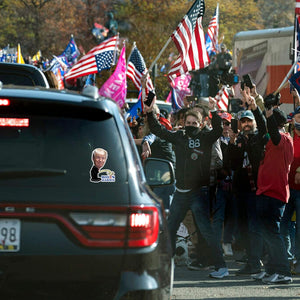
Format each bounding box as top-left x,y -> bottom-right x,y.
172,252 -> 300,300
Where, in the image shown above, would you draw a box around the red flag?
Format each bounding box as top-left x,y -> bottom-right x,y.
64,36 -> 118,81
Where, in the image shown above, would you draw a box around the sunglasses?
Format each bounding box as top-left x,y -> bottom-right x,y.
222,121 -> 230,126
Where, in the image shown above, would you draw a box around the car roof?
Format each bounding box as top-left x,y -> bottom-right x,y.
0,86 -> 97,103
0,62 -> 50,88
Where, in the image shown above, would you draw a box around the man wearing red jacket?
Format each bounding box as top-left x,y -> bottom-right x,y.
255,105 -> 294,284
280,106 -> 300,275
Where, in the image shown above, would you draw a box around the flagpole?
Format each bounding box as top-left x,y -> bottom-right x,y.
274,54 -> 300,94
126,41 -> 136,71
112,33 -> 119,66
149,37 -> 172,72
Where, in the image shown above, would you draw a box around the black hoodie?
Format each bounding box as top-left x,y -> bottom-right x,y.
147,111 -> 223,190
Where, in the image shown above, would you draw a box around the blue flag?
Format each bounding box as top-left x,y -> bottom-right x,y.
289,70 -> 300,94
170,88 -> 182,112
125,89 -> 143,120
59,36 -> 80,67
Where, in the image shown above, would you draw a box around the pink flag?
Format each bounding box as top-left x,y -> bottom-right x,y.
99,45 -> 127,108
167,74 -> 191,107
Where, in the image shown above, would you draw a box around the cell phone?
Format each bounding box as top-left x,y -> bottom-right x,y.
144,90 -> 155,107
231,118 -> 238,133
242,74 -> 254,89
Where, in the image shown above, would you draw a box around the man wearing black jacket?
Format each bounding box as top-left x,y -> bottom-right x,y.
228,88 -> 268,275
144,95 -> 228,279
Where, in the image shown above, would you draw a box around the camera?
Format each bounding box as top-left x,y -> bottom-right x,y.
264,93 -> 281,109
241,74 -> 254,90
220,68 -> 239,86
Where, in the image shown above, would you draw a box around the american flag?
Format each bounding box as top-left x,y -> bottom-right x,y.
296,0 -> 300,15
168,0 -> 209,79
215,85 -> 229,111
206,4 -> 219,55
169,16 -> 209,78
64,36 -> 118,81
294,1 -> 300,72
126,45 -> 154,91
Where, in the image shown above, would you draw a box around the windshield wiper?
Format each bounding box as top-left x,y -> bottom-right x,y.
0,168 -> 67,179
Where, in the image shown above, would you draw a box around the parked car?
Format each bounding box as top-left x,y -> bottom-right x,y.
0,85 -> 174,299
126,98 -> 172,115
0,62 -> 49,88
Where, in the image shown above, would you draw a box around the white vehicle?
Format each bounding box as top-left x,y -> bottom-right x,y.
126,98 -> 172,114
233,26 -> 294,113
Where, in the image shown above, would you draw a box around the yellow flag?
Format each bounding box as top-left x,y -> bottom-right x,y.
17,43 -> 25,64
32,50 -> 41,62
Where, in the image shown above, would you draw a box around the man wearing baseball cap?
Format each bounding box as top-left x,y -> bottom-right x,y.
280,106 -> 300,275
255,106 -> 293,284
215,111 -> 237,257
228,88 -> 268,276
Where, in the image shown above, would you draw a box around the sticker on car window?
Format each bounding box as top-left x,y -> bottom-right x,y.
90,148 -> 115,183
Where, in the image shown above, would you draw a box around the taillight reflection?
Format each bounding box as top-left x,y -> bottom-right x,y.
130,213 -> 150,228
0,118 -> 29,127
0,99 -> 10,106
69,207 -> 159,248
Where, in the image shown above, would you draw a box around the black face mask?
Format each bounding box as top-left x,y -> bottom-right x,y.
185,126 -> 199,137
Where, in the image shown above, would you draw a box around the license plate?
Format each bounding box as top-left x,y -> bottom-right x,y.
0,219 -> 21,252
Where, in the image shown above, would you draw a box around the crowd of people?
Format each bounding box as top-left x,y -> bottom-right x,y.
126,73 -> 300,285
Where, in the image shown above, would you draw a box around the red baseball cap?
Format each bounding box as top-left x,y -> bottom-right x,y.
217,111 -> 232,122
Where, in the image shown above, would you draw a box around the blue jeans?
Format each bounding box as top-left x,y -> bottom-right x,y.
237,191 -> 263,270
256,194 -> 291,276
211,183 -> 238,245
153,184 -> 175,210
211,186 -> 226,244
223,192 -> 239,244
168,187 -> 226,269
280,188 -> 300,261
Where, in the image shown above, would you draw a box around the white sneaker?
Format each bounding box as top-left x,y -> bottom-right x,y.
209,267 -> 229,279
222,243 -> 233,256
251,271 -> 267,280
262,273 -> 292,284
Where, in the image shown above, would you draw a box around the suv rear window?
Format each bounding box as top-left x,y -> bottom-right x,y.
0,103 -> 128,204
0,73 -> 36,86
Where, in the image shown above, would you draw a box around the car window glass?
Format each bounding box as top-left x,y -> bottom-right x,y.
0,115 -> 127,187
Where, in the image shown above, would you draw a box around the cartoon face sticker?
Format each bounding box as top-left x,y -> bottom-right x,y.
90,148 -> 115,183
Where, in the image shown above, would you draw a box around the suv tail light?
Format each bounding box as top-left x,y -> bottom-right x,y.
70,206 -> 159,248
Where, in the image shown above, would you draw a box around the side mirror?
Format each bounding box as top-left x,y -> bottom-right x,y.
144,158 -> 175,187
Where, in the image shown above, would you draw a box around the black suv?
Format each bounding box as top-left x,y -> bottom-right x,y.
0,85 -> 174,299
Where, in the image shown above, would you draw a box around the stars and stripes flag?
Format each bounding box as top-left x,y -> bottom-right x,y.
64,36 -> 118,81
296,0 -> 300,14
215,85 -> 229,111
206,4 -> 219,55
167,87 -> 182,111
168,0 -> 209,80
126,44 -> 154,91
294,1 -> 300,72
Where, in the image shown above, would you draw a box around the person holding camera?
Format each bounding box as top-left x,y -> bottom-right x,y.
216,44 -> 232,72
254,103 -> 293,284
228,87 -> 268,275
